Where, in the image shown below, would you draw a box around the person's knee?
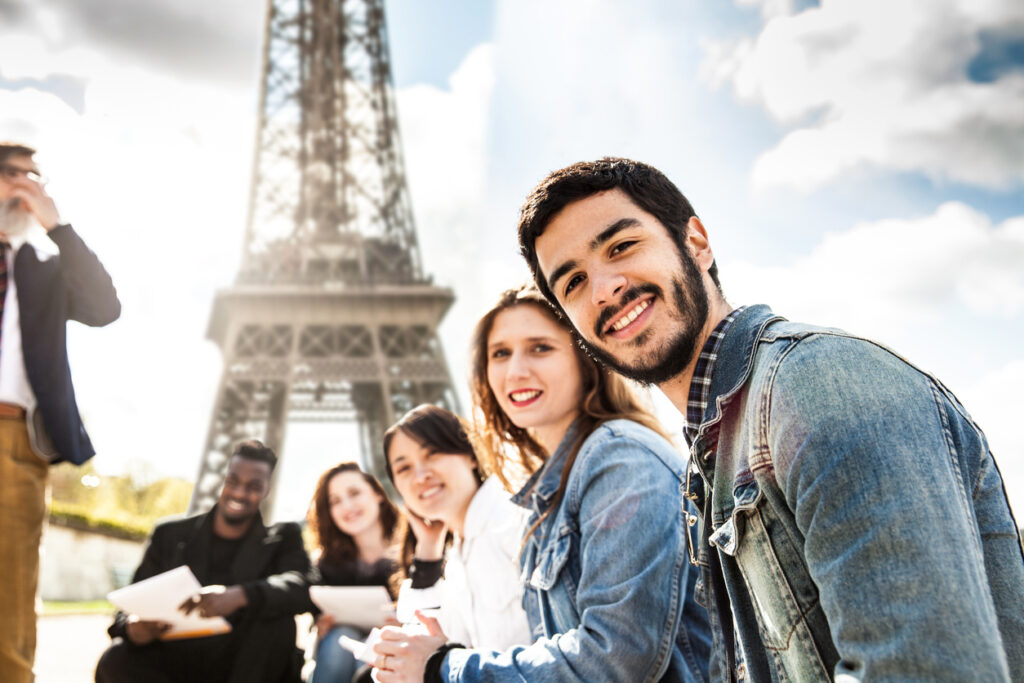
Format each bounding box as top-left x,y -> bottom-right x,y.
94,640 -> 139,683
311,625 -> 360,683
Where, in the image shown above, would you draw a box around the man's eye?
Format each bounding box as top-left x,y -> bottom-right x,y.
564,274 -> 584,295
610,240 -> 636,256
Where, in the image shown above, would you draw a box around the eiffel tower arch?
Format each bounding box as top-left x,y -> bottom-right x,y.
188,0 -> 459,517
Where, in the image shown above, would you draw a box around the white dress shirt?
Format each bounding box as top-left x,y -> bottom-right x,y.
0,237 -> 37,409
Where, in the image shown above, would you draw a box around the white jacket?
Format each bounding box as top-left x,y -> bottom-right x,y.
397,476 -> 532,650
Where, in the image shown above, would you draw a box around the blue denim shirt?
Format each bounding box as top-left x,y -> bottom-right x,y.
690,305 -> 1024,682
441,419 -> 712,682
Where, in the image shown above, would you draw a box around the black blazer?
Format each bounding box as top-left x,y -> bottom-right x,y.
109,507 -> 312,639
15,223 -> 120,464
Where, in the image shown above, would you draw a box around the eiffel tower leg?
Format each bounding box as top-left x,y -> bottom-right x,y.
188,370 -> 292,517
260,382 -> 291,518
189,376 -> 246,516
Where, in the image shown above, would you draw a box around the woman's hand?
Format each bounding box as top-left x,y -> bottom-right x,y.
372,611 -> 449,683
407,511 -> 447,561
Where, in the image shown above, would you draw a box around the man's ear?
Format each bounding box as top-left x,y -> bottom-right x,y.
685,217 -> 714,273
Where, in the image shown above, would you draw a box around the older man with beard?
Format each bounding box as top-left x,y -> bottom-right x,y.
0,142 -> 121,683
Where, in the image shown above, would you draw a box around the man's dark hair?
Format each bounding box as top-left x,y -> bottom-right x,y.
231,439 -> 277,472
0,142 -> 37,166
517,157 -> 721,306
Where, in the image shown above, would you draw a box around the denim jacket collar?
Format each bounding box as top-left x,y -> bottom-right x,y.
690,305 -> 785,476
511,419 -> 581,515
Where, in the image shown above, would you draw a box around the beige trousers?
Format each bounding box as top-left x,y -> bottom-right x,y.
0,417 -> 48,683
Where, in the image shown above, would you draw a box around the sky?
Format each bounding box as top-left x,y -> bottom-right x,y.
1,0 -> 1022,521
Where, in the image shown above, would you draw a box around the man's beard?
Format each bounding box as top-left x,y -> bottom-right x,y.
218,506 -> 257,527
577,250 -> 710,386
0,198 -> 34,240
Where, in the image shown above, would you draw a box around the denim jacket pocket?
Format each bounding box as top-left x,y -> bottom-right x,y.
529,526 -> 573,591
731,505 -> 831,679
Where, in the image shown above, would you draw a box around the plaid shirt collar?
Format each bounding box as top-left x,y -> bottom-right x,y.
684,306 -> 746,445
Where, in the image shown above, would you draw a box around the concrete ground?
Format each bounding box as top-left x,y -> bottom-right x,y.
35,612 -> 316,682
36,612 -> 112,683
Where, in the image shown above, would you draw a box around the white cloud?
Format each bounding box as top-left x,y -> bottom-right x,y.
1,0 -> 260,84
1,38 -> 257,481
726,201 -> 1024,335
702,0 -> 1024,192
396,43 -> 501,394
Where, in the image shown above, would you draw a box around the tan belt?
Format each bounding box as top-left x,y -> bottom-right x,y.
0,402 -> 26,419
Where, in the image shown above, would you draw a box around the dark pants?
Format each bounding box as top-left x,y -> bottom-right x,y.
95,617 -> 301,683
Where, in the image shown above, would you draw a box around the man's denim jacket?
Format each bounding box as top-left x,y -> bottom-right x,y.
442,419 -> 713,682
689,305 -> 1024,682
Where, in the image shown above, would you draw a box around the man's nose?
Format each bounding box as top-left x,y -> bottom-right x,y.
591,269 -> 627,307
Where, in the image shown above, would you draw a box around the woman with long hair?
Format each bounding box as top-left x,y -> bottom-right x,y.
383,403 -> 531,651
372,285 -> 711,682
305,462 -> 399,683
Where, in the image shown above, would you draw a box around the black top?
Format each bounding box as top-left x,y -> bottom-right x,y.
108,507 -> 312,639
208,534 -> 245,587
315,556 -> 399,600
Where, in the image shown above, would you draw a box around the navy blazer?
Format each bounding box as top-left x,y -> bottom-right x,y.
14,224 -> 120,464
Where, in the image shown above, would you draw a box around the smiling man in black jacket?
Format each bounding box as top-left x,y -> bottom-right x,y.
96,440 -> 312,683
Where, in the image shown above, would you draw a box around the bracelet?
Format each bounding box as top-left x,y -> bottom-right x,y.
423,642 -> 465,683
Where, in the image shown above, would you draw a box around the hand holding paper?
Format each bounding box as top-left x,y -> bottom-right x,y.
108,566 -> 232,640
124,616 -> 172,646
178,584 -> 248,618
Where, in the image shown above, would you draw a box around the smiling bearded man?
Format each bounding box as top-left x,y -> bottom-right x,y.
516,157 -> 1024,682
96,440 -> 313,683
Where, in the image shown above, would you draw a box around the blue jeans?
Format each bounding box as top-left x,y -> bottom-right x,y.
310,624 -> 365,683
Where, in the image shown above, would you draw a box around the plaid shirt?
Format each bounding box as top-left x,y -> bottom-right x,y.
683,306 -> 746,445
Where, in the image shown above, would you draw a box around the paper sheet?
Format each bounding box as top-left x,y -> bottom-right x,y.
107,565 -> 232,639
309,585 -> 394,631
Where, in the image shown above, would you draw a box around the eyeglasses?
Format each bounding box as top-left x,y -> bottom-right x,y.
0,164 -> 46,184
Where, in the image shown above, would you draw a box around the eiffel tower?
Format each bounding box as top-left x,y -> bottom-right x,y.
188,0 -> 459,516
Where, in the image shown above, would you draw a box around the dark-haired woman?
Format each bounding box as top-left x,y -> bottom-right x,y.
305,463 -> 399,683
384,404 -> 531,652
373,286 -> 711,682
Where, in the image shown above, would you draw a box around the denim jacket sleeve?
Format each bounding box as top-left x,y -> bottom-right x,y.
442,424 -> 694,682
766,335 -> 1017,681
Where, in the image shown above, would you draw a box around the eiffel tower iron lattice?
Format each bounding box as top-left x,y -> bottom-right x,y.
188,0 -> 459,516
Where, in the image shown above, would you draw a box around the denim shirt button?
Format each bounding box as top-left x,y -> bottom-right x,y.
737,662 -> 746,680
